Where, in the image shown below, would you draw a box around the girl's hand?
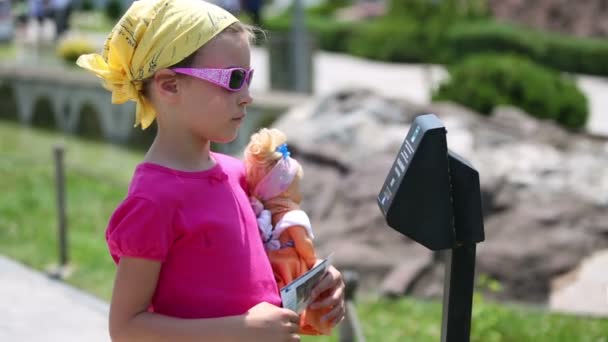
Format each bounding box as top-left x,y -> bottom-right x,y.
308,265 -> 346,325
244,302 -> 301,341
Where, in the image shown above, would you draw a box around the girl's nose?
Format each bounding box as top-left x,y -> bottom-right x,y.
239,88 -> 253,106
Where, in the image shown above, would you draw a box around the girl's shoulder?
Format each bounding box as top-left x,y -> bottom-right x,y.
212,152 -> 247,178
211,152 -> 249,194
211,152 -> 244,171
125,162 -> 204,207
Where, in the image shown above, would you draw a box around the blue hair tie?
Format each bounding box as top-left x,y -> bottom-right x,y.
276,143 -> 290,159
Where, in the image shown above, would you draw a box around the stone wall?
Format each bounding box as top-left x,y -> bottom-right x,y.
0,64 -> 306,154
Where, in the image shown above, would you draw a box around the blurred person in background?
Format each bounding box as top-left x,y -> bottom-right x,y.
0,0 -> 14,41
27,0 -> 47,24
14,0 -> 29,25
51,0 -> 71,39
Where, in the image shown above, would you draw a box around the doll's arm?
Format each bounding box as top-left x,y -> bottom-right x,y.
285,225 -> 317,269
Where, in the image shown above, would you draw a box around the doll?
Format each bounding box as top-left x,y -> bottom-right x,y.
244,128 -> 332,335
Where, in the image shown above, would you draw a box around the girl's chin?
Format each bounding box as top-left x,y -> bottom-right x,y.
212,134 -> 239,145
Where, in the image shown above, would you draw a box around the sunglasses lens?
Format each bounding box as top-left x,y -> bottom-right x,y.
229,70 -> 246,90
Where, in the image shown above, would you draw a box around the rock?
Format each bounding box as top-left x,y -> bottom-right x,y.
269,88 -> 608,305
274,88 -> 419,169
380,245 -> 434,298
477,192 -> 608,302
489,106 -> 540,139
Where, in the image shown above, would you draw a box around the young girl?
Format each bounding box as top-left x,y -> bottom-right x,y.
76,1 -> 345,341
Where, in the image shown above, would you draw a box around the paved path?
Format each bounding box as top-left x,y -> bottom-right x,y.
549,250 -> 608,317
0,256 -> 109,342
249,46 -> 447,105
576,75 -> 608,137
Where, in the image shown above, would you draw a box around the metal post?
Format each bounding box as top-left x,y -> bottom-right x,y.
53,145 -> 68,268
291,0 -> 309,93
440,244 -> 477,342
339,271 -> 366,342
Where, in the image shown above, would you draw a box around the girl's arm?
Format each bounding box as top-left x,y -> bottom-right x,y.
109,257 -> 301,342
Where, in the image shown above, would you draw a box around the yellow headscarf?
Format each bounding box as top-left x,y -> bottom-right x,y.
76,0 -> 238,129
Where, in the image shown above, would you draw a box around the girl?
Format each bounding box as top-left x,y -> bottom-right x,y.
76,1 -> 345,341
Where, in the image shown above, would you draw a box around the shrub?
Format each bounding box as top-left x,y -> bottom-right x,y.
433,55 -> 588,129
347,18 -> 448,63
388,0 -> 489,20
264,6 -> 608,77
80,0 -> 94,12
442,21 -> 544,64
347,20 -> 419,62
77,102 -> 104,141
263,13 -> 355,53
56,37 -> 97,65
306,0 -> 352,17
0,83 -> 19,122
31,96 -> 57,130
443,21 -> 608,76
129,122 -> 157,152
105,0 -> 123,21
542,35 -> 608,76
307,17 -> 355,52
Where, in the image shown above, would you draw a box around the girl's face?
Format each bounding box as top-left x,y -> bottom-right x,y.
177,31 -> 253,143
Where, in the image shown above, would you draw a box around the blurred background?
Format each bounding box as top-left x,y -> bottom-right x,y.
1,0 -> 608,341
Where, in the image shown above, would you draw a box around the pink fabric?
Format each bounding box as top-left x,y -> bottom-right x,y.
252,157 -> 300,201
106,152 -> 281,319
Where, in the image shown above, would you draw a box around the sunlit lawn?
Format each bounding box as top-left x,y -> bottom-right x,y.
0,42 -> 16,60
0,121 -> 607,341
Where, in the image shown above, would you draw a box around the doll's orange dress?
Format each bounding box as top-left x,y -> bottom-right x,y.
249,174 -> 333,335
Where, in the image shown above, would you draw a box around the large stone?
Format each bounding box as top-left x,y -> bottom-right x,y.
379,245 -> 434,298
269,88 -> 608,311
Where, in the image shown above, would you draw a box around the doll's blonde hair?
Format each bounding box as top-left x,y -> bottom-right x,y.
244,128 -> 303,192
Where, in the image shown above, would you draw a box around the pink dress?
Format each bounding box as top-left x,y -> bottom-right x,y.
106,152 -> 281,318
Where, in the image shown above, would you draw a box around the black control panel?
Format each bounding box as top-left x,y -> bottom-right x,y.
377,114 -> 484,251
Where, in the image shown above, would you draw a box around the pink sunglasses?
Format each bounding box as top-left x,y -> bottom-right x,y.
172,67 -> 254,92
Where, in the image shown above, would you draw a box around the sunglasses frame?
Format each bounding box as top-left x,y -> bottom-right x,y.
172,67 -> 254,92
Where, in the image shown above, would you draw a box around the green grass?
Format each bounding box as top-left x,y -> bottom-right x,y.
0,42 -> 16,61
1,121 -> 607,341
0,121 -> 141,299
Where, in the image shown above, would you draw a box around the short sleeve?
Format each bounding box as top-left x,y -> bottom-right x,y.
106,196 -> 175,263
225,154 -> 249,196
239,166 -> 251,196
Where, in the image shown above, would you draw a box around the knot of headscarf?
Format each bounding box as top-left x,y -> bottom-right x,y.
76,0 -> 238,129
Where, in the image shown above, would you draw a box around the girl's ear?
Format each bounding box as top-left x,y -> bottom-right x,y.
152,69 -> 180,100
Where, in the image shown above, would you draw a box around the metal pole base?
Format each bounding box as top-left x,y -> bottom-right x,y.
441,244 -> 477,342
